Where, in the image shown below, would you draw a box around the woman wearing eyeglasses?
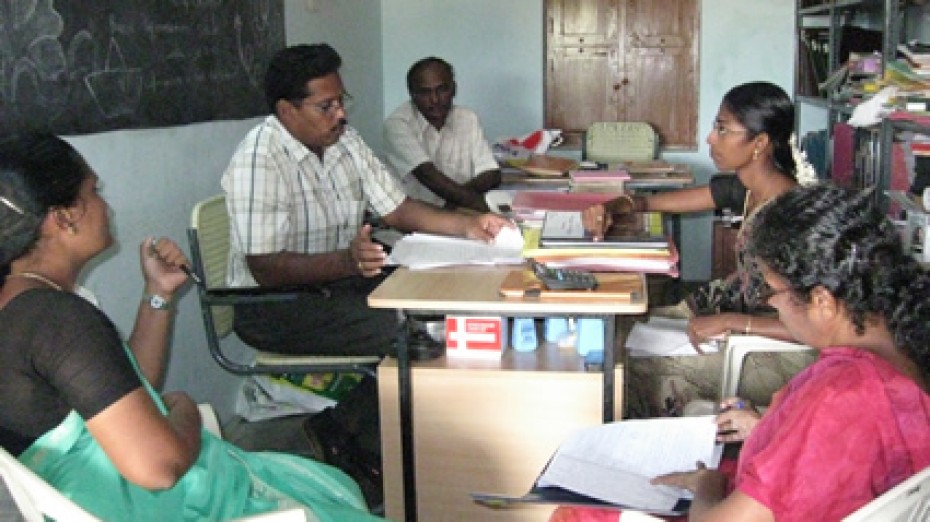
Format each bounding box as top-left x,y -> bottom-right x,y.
558,184 -> 930,521
583,81 -> 818,417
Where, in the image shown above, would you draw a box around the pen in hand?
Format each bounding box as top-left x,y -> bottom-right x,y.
148,237 -> 203,285
179,264 -> 203,285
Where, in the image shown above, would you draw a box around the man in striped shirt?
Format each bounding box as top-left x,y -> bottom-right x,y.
221,43 -> 511,510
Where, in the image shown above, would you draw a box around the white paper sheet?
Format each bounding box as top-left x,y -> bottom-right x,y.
537,416 -> 723,512
624,316 -> 721,356
386,226 -> 524,269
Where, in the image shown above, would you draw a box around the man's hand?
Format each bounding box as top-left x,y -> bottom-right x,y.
463,213 -> 515,242
350,224 -> 388,277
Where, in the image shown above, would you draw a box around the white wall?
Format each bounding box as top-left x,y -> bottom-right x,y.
381,0 -> 795,280
382,0 -> 545,145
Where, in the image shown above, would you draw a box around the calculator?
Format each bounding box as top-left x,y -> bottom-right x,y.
530,260 -> 598,291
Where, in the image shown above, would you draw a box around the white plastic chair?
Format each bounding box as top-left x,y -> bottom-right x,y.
683,334 -> 815,417
843,466 -> 930,521
720,334 -> 816,400
0,405 -> 310,522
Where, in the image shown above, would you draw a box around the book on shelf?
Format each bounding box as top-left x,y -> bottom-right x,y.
899,42 -> 930,69
511,190 -> 618,213
568,169 -> 629,193
517,154 -> 579,177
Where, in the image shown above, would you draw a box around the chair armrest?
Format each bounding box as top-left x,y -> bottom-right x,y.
200,285 -> 327,306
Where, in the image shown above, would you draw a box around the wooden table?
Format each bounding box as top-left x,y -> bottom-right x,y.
368,266 -> 647,521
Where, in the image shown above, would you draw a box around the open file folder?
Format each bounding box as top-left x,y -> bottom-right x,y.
472,416 -> 723,516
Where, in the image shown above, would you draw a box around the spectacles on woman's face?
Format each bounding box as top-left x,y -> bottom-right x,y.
756,279 -> 792,304
712,121 -> 749,138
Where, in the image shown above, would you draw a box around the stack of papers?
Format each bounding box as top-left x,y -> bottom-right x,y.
625,316 -> 721,356
386,227 -> 525,270
473,416 -> 723,515
537,416 -> 722,512
522,214 -> 679,277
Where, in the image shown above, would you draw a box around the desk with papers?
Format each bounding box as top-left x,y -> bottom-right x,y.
368,266 -> 647,522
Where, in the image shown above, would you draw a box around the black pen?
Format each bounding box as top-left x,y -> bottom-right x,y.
180,264 -> 203,285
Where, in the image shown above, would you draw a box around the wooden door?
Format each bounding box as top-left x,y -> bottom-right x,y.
620,0 -> 698,149
546,0 -> 620,144
545,0 -> 699,149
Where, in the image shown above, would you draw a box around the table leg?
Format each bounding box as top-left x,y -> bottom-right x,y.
602,314 -> 616,423
397,312 -> 417,521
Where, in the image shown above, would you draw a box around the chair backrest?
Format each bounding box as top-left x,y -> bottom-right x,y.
189,194 -> 235,338
721,334 -> 817,401
0,447 -> 99,522
842,466 -> 930,521
584,122 -> 657,163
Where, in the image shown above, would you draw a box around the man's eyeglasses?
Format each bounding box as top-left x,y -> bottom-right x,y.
712,122 -> 749,138
298,92 -> 354,116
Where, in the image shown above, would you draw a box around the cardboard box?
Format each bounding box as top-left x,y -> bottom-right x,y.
445,316 -> 506,358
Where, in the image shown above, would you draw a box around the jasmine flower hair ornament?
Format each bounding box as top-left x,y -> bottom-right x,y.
790,133 -> 819,187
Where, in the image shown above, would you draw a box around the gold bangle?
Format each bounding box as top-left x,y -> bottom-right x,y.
617,194 -> 636,213
744,316 -> 752,335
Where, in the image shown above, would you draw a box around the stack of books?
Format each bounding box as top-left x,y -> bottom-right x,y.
899,42 -> 930,76
569,169 -> 629,193
522,211 -> 679,276
510,190 -> 619,226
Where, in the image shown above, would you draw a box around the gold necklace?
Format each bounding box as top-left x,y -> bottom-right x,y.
7,272 -> 64,291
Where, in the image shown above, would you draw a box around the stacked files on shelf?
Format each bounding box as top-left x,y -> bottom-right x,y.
568,169 -> 629,193
522,213 -> 679,277
511,190 -> 620,226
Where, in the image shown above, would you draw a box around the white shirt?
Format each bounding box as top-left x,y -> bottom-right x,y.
383,101 -> 498,206
221,116 -> 406,287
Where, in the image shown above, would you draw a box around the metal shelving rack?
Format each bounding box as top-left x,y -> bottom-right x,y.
794,0 -> 900,211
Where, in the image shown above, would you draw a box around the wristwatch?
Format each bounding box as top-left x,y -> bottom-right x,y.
143,292 -> 172,310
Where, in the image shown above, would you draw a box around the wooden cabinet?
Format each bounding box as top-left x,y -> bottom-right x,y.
379,350 -> 623,522
545,0 -> 699,149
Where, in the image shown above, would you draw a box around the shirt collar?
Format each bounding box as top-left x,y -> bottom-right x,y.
268,115 -> 316,163
410,101 -> 454,134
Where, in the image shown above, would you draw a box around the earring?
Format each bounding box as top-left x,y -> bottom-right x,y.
752,148 -> 761,161
67,223 -> 77,235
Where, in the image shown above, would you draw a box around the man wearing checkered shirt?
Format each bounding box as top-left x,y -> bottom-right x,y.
221,43 -> 511,510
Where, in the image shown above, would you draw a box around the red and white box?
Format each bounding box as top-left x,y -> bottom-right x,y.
445,315 -> 506,358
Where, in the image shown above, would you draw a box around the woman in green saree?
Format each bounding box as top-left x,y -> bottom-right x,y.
0,133 -> 381,521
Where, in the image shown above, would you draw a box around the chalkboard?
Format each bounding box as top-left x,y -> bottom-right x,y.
0,0 -> 285,135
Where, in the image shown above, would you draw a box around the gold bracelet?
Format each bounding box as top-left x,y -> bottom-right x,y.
744,316 -> 752,335
616,194 -> 636,213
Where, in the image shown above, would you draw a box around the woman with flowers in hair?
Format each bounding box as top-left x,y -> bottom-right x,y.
583,81 -> 819,417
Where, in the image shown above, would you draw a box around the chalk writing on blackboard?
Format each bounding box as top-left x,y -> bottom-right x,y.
0,0 -> 285,135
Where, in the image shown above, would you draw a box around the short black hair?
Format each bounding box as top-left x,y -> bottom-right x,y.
264,44 -> 342,113
406,57 -> 454,93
